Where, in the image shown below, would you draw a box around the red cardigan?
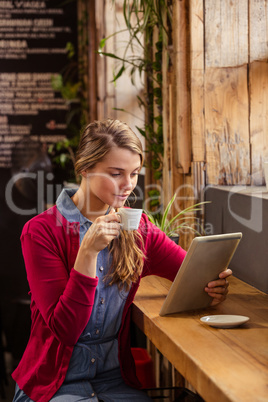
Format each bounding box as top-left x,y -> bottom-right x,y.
12,206 -> 186,402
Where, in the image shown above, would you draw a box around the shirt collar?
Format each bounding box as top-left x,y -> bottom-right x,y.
56,188 -> 90,225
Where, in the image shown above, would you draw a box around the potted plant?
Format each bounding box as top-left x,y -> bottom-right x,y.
143,193 -> 209,244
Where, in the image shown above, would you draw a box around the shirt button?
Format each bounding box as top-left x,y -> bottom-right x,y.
91,392 -> 95,397
95,329 -> 100,335
100,298 -> 105,304
91,358 -> 95,363
99,266 -> 104,272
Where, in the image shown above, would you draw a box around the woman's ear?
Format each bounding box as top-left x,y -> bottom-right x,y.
81,170 -> 88,178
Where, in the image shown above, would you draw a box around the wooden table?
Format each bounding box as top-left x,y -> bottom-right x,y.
132,275 -> 268,402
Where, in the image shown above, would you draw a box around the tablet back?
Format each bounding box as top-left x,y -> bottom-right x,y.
159,232 -> 242,316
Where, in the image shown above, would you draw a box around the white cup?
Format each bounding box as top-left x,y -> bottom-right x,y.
116,208 -> 142,230
264,161 -> 268,192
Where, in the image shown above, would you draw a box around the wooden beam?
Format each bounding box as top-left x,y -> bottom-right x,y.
95,0 -> 106,120
249,0 -> 268,184
173,0 -> 192,174
190,0 -> 205,163
87,0 -> 98,121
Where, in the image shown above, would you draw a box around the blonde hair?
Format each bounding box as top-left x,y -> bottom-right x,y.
75,119 -> 145,290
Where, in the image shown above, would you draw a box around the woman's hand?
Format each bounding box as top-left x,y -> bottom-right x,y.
74,211 -> 121,277
205,268 -> 232,306
81,212 -> 121,253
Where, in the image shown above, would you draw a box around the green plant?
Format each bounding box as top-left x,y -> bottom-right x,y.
144,194 -> 210,237
98,0 -> 172,182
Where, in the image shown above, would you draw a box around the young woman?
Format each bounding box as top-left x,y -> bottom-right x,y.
12,119 -> 231,402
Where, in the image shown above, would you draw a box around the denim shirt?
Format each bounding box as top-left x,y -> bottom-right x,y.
56,188 -> 129,382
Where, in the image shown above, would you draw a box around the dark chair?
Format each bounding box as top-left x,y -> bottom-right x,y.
144,386 -> 204,401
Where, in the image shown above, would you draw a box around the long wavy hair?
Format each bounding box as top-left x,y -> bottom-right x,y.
75,118 -> 145,290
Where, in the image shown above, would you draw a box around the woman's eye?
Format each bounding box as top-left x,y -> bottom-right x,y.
111,173 -> 120,177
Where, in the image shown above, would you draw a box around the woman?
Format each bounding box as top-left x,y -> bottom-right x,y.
12,119 -> 231,402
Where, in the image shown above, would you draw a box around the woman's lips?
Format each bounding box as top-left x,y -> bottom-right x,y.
114,194 -> 129,200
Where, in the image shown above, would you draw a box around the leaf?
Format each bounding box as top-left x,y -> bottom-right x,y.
59,153 -> 68,166
136,126 -> 146,137
48,144 -> 54,154
161,193 -> 176,231
113,107 -> 127,113
51,74 -> 63,91
112,65 -> 125,82
154,170 -> 162,180
66,42 -> 75,59
152,61 -> 161,71
154,115 -> 163,125
150,199 -> 160,207
165,201 -> 211,233
98,52 -> 125,61
136,95 -> 146,108
156,73 -> 162,84
156,41 -> 163,51
153,87 -> 162,97
99,38 -> 106,49
151,159 -> 160,169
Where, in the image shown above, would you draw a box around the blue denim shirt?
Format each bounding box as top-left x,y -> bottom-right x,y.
56,188 -> 129,382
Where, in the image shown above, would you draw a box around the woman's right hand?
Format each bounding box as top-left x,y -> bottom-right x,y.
82,212 -> 121,253
74,211 -> 121,277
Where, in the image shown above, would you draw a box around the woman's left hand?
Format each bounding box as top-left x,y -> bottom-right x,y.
205,268 -> 232,306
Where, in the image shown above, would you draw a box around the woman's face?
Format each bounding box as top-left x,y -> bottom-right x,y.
82,146 -> 141,210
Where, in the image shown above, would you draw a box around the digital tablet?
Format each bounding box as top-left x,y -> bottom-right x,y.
159,232 -> 242,316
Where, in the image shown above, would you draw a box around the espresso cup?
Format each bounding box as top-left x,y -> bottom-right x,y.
116,208 -> 142,230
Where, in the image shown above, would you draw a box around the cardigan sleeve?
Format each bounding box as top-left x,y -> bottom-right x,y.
140,215 -> 187,281
21,230 -> 98,346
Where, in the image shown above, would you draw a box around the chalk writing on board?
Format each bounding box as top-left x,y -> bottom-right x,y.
0,0 -> 77,168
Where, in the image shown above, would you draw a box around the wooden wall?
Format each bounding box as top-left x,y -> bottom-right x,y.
160,0 -> 268,249
168,0 -> 268,191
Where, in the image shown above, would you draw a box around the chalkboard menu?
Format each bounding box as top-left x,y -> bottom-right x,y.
0,0 -> 78,168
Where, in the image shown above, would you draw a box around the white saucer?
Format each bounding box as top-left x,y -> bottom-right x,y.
200,315 -> 249,328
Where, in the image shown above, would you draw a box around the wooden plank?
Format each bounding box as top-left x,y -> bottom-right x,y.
173,0 -> 191,174
176,173 -> 197,251
250,61 -> 268,184
249,0 -> 268,184
87,0 -> 98,121
95,0 -> 106,120
250,0 -> 268,62
104,0 -> 116,118
204,66 -> 250,185
188,1 -> 206,249
204,0 -> 250,185
190,0 -> 205,162
132,275 -> 268,402
162,4 -> 173,207
205,0 -> 248,68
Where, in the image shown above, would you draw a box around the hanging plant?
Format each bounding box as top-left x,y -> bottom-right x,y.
98,0 -> 172,183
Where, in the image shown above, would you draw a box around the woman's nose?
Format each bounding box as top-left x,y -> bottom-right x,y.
121,176 -> 133,190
